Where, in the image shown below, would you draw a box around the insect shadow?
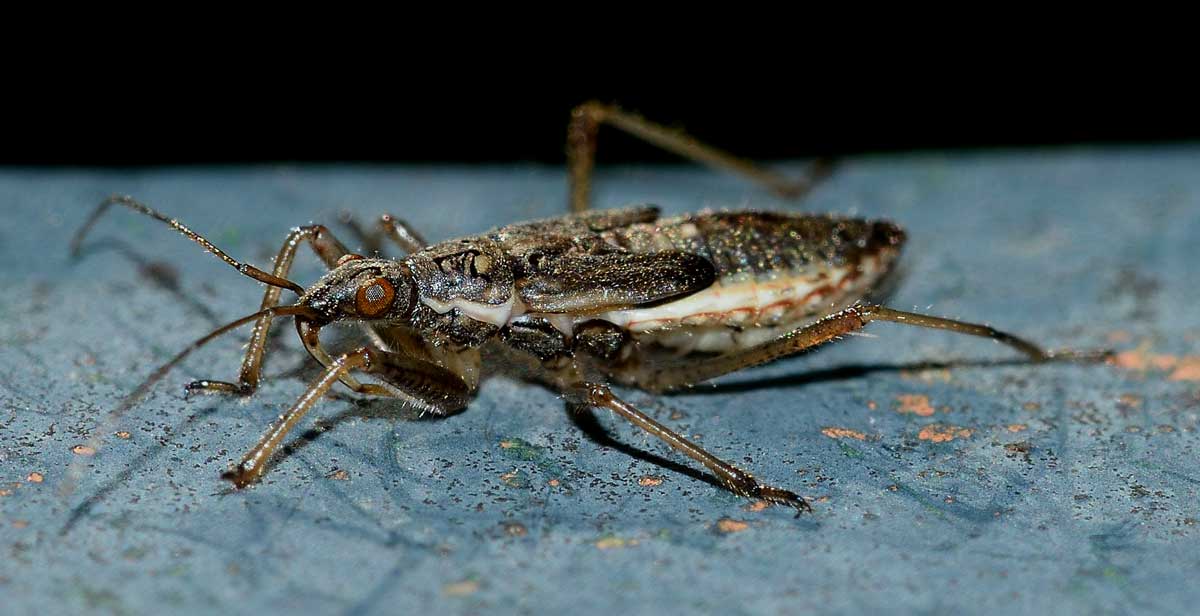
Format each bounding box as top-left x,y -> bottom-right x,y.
261,353 -> 1061,500
60,403 -> 224,535
690,356 -> 1052,395
72,237 -> 223,326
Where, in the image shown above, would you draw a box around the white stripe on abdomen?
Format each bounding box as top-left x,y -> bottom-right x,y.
593,255 -> 886,353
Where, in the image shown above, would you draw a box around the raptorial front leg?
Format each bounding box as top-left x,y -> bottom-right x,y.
642,304 -> 1112,391
567,101 -> 835,212
565,382 -> 811,512
224,346 -> 473,488
184,225 -> 352,397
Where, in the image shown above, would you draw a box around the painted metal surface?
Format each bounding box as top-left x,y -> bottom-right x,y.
1,150 -> 1198,614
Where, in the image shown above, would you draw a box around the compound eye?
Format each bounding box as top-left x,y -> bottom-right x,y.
355,277 -> 395,317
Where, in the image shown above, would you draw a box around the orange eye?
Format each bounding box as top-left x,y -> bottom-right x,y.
355,277 -> 395,317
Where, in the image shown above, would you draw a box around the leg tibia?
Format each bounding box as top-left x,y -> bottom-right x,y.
568,382 -> 810,512
567,101 -> 834,213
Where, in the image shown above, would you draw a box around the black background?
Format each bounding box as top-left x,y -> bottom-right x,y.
5,52 -> 1195,166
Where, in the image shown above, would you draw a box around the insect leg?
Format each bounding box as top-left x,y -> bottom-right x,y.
184,225 -> 352,397
644,304 -> 1110,391
567,101 -> 835,212
73,236 -> 223,326
566,382 -> 810,512
71,195 -> 304,294
337,211 -> 387,256
378,214 -> 427,254
337,212 -> 427,256
861,306 -> 1111,362
60,305 -> 322,501
223,346 -> 472,488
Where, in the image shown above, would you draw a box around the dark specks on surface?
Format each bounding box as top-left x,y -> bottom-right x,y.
1,151 -> 1200,614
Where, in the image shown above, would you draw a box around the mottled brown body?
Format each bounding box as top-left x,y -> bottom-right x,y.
590,210 -> 906,350
599,210 -> 905,282
474,207 -> 906,389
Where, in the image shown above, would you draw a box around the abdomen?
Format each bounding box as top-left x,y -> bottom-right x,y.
593,211 -> 906,353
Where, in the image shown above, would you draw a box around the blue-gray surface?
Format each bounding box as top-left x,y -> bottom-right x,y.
2,150 -> 1199,615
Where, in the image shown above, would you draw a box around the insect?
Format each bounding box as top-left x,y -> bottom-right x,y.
69,102 -> 1108,513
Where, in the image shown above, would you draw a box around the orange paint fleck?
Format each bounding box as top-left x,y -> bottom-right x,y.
71,445 -> 95,456
548,479 -> 560,487
821,427 -> 867,440
1150,355 -> 1178,371
595,536 -> 629,549
744,500 -> 770,512
1114,342 -> 1152,370
0,489 -> 11,497
12,520 -> 28,529
867,400 -> 878,411
716,518 -> 750,533
115,431 -> 131,439
638,475 -> 664,487
1168,357 -> 1200,382
918,424 -> 973,443
902,368 -> 952,383
1113,343 -> 1200,381
442,579 -> 481,596
1118,394 -> 1143,408
1119,352 -> 1145,369
499,439 -> 517,449
502,522 -> 528,537
896,394 -> 936,417
26,472 -> 44,483
1006,424 -> 1027,433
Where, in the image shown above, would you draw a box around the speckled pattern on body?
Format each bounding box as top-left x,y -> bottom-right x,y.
1,150 -> 1199,615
